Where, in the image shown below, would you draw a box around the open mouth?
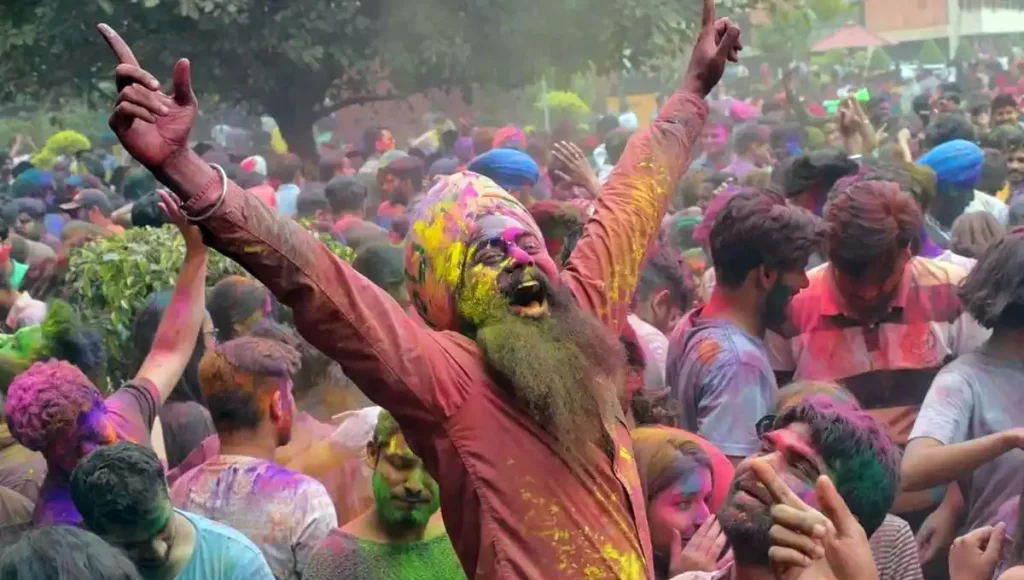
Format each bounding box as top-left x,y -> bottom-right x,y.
508,281 -> 548,318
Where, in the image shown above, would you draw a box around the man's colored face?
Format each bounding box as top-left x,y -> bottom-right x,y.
751,141 -> 773,167
100,502 -> 176,573
935,97 -> 958,114
15,213 -> 41,240
53,400 -> 117,474
372,432 -> 441,530
702,125 -> 729,155
994,106 -> 1020,127
832,253 -> 907,322
375,130 -> 396,155
718,423 -> 825,563
457,214 -> 559,328
1008,149 -> 1024,185
649,465 -> 714,555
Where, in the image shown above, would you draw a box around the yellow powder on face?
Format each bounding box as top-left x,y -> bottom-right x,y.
456,262 -> 507,327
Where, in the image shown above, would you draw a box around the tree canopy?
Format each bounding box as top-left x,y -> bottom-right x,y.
754,0 -> 852,68
0,0 -> 751,160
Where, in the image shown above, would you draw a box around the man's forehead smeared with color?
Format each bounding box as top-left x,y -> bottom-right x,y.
405,171 -> 556,330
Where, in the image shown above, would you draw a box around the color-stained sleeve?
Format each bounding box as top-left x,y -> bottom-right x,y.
562,91 -> 708,332
179,180 -> 473,435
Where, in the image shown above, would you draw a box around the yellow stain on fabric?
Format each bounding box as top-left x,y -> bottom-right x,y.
518,481 -> 645,580
602,154 -> 673,314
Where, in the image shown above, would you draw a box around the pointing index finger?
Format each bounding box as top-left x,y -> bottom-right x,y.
751,458 -> 809,509
702,0 -> 716,30
97,23 -> 140,67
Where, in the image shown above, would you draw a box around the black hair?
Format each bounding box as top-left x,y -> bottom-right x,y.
70,441 -> 170,537
982,124 -> 1024,152
130,291 -> 206,406
977,149 -> 1009,195
324,177 -> 369,214
635,246 -> 693,311
709,188 -> 826,288
960,229 -> 1024,329
2,199 -> 46,223
352,242 -> 406,301
129,192 -> 169,228
296,186 -> 329,219
0,526 -> 142,580
604,129 -> 634,166
733,125 -> 767,155
778,148 -> 859,198
246,320 -> 335,400
10,162 -> 32,180
992,93 -> 1019,113
923,113 -> 976,149
761,102 -> 785,115
208,277 -> 276,343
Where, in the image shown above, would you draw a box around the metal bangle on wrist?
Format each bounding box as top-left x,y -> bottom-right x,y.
184,163 -> 228,222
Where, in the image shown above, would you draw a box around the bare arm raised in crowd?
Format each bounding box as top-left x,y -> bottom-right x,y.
134,191 -> 208,403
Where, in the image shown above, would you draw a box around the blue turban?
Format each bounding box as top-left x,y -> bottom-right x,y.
11,168 -> 54,200
918,139 -> 984,194
467,149 -> 540,193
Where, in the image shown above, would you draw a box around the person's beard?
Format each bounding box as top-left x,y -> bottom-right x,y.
717,478 -> 773,566
473,276 -> 624,457
761,281 -> 795,329
373,472 -> 440,534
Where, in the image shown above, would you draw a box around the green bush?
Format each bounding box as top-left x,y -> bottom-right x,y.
538,91 -> 591,125
918,40 -> 946,65
66,223 -> 353,386
867,48 -> 893,73
953,41 -> 977,63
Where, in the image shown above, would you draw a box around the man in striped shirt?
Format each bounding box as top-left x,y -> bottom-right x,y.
765,179 -> 989,446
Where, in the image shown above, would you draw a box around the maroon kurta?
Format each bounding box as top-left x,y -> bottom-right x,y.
180,91 -> 707,579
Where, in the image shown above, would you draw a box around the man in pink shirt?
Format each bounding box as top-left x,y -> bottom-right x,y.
95,7 -> 741,576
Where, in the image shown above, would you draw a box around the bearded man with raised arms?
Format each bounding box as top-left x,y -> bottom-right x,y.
94,7 -> 741,577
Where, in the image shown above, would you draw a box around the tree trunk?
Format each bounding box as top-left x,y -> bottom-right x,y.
269,103 -> 319,164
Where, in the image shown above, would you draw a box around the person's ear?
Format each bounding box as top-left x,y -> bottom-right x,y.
269,390 -> 283,423
652,289 -> 671,319
758,265 -> 778,291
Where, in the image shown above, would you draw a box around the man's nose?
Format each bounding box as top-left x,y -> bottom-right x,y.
507,245 -> 533,268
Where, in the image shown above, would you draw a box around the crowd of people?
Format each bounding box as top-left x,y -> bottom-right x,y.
2,5 -> 1024,580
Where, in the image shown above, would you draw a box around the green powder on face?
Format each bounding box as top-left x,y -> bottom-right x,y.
373,471 -> 440,530
304,530 -> 466,580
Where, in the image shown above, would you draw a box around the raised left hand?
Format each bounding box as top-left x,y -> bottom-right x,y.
157,190 -> 206,255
